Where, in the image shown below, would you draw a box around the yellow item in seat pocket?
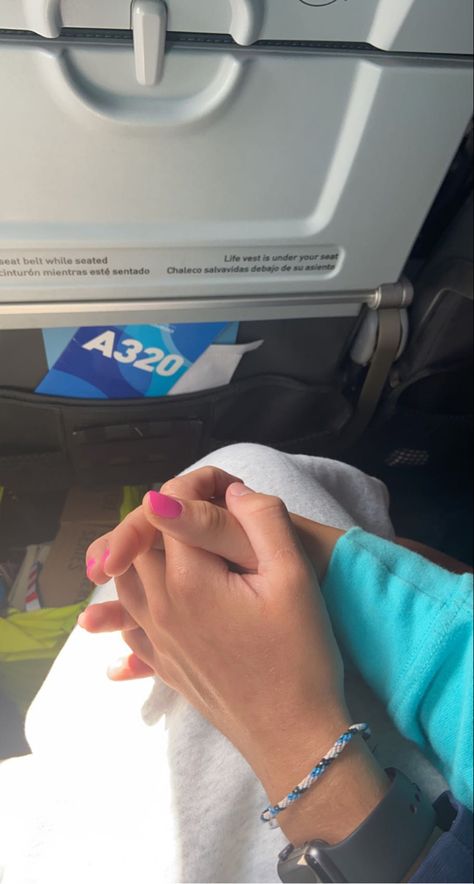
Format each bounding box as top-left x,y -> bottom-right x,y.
120,486 -> 147,522
0,601 -> 89,713
0,601 -> 88,663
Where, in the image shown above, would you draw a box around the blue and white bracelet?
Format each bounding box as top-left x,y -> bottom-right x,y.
261,722 -> 371,827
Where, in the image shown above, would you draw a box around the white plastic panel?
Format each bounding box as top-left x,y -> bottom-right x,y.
0,0 -> 473,55
0,40 -> 472,309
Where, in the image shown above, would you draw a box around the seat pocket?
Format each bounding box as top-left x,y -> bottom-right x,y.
0,376 -> 352,490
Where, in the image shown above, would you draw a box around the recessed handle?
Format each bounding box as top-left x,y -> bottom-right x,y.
131,0 -> 168,87
23,0 -> 61,38
230,0 -> 264,46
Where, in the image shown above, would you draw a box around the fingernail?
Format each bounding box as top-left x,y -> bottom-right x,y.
148,491 -> 183,519
101,548 -> 110,563
229,482 -> 254,497
107,658 -> 125,678
86,558 -> 96,576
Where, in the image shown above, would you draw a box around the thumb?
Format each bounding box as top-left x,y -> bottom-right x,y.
225,483 -> 305,576
142,490 -> 257,571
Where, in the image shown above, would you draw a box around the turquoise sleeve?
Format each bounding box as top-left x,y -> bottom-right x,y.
321,528 -> 473,810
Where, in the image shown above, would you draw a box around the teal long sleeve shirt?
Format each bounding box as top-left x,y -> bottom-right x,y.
321,528 -> 473,810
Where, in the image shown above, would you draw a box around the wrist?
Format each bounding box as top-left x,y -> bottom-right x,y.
291,515 -> 345,583
278,769 -> 439,884
278,736 -> 390,847
250,709 -> 390,847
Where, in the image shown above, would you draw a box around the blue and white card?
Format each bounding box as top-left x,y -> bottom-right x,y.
37,322 -> 231,398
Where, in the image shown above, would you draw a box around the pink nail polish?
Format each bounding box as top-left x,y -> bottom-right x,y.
101,548 -> 110,563
86,558 -> 96,577
148,491 -> 183,519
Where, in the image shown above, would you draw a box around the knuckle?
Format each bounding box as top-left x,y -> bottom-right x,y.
196,500 -> 225,535
160,477 -> 181,498
87,531 -> 109,556
274,545 -> 307,577
195,465 -> 214,483
202,465 -> 222,490
162,465 -> 225,502
268,494 -> 287,514
249,494 -> 288,519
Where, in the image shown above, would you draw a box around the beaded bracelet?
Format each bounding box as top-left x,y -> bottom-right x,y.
261,722 -> 371,826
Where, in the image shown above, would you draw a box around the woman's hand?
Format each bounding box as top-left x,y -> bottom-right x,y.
84,467 -> 253,586
116,483 -> 347,758
81,467 -> 344,648
109,482 -> 389,846
115,483 -> 347,760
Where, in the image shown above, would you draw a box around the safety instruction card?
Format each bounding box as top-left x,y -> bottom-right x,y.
36,323 -> 231,398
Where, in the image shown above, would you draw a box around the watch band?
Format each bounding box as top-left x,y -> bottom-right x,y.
278,768 -> 437,883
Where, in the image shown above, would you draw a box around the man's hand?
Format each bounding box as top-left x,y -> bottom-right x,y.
81,466 -> 344,645
108,482 -> 389,847
85,467 -> 254,587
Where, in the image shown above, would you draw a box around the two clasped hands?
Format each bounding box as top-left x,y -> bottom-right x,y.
79,466 -> 389,848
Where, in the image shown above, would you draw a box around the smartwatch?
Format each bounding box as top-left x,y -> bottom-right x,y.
277,768 -> 437,883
